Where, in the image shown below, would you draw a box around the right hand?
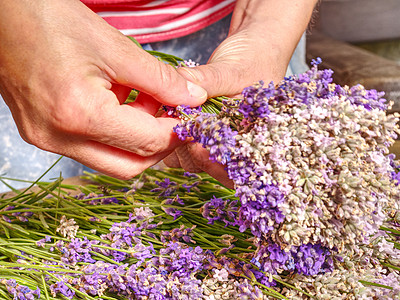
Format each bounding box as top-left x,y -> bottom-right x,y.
0,0 -> 207,179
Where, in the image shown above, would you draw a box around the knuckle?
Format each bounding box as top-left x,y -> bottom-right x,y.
48,89 -> 91,136
115,165 -> 146,181
115,172 -> 136,181
163,151 -> 181,168
21,124 -> 55,153
148,63 -> 178,100
136,140 -> 163,157
178,67 -> 204,84
176,144 -> 203,172
21,128 -> 43,147
11,110 -> 56,152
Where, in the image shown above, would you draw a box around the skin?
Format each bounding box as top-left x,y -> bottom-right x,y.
0,0 -> 317,187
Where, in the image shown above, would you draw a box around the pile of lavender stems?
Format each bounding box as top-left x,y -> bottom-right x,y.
0,167 -> 293,300
0,53 -> 400,299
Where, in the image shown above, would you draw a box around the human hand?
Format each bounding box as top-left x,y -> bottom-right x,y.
0,0 -> 207,179
164,0 -> 317,187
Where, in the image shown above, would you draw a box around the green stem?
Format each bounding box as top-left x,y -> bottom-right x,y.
0,262 -> 84,274
41,272 -> 51,300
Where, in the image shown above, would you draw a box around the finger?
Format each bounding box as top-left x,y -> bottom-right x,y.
128,92 -> 162,115
176,34 -> 284,98
178,62 -> 246,98
61,139 -> 172,179
176,35 -> 252,97
163,150 -> 182,168
48,83 -> 182,160
187,143 -> 234,189
175,144 -> 203,173
104,37 -> 208,107
87,102 -> 183,158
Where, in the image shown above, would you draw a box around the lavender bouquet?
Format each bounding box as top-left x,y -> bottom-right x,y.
171,58 -> 400,296
0,55 -> 400,299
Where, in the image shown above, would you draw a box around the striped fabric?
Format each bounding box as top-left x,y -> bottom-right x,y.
82,0 -> 236,43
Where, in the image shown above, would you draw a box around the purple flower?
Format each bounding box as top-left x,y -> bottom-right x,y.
151,178 -> 178,197
162,195 -> 185,219
311,56 -> 322,65
182,181 -> 200,193
162,206 -> 182,220
183,171 -> 199,178
348,84 -> 387,111
254,242 -> 333,276
201,196 -> 239,227
291,243 -> 333,276
240,81 -> 273,121
57,237 -> 96,265
1,206 -> 33,223
163,104 -> 202,118
161,225 -> 195,243
50,280 -> 75,299
268,244 -> 289,265
2,215 -> 11,223
36,235 -> 52,248
2,279 -> 41,300
174,113 -> 237,165
75,192 -> 120,205
132,242 -> 155,262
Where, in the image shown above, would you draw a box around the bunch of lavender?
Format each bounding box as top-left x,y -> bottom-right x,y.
174,59 -> 400,277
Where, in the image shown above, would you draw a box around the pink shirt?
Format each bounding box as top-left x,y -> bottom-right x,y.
82,0 -> 236,43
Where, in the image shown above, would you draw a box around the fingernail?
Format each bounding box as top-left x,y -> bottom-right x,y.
186,81 -> 207,103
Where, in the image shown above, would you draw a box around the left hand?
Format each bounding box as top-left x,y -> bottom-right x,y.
164,0 -> 318,187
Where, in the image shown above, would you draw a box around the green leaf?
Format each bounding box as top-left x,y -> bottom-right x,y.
0,287 -> 13,300
359,280 -> 393,290
38,212 -> 49,229
146,50 -> 184,66
41,272 -> 51,300
127,36 -> 143,49
0,220 -> 30,236
0,223 -> 10,239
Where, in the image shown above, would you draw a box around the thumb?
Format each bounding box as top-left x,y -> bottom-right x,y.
107,43 -> 208,107
177,62 -> 247,98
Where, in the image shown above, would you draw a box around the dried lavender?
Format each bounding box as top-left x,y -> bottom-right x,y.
174,59 -> 400,278
56,215 -> 79,239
